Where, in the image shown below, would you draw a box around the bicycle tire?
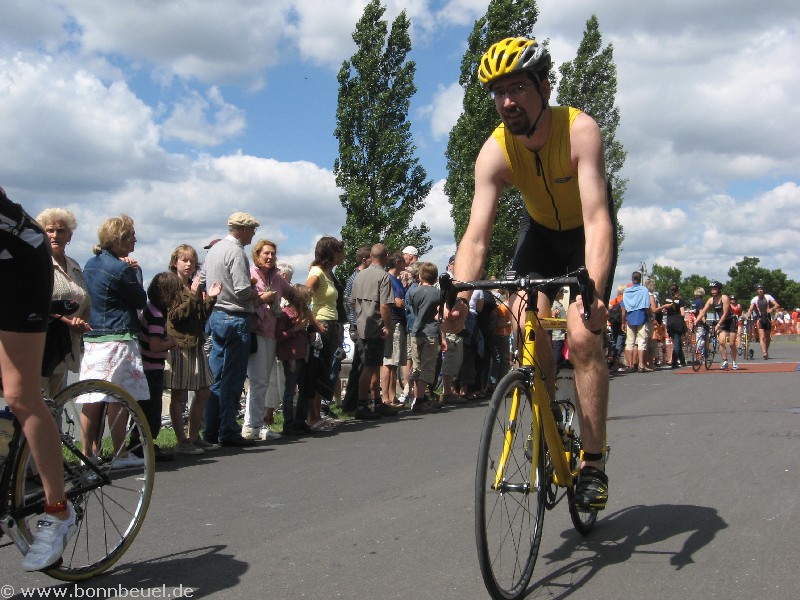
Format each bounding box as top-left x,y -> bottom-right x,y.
704,336 -> 716,370
475,369 -> 545,600
691,341 -> 703,372
11,379 -> 154,581
566,437 -> 598,535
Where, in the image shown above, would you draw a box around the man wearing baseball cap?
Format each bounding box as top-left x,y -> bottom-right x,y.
202,211 -> 270,447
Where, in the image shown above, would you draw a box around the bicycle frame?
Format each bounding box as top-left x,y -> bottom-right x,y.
439,272 -> 590,494
522,314 -> 575,489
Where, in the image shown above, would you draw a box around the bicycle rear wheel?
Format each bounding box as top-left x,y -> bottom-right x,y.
12,379 -> 154,581
475,369 -> 545,600
566,437 -> 598,536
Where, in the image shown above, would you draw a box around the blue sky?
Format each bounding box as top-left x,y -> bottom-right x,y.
1,0 -> 799,293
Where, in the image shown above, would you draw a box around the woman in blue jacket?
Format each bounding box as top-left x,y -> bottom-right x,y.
79,215 -> 149,468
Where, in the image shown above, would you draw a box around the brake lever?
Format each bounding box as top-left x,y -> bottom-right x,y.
576,267 -> 593,321
438,274 -> 455,321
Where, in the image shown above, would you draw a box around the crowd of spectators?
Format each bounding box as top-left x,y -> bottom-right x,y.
28,204 -> 800,460
606,272 -> 798,372
32,209 -> 517,461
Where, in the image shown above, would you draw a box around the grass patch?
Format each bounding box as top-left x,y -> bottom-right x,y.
153,403 -> 354,450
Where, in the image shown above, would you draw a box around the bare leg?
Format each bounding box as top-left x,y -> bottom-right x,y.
567,303 -> 609,470
189,387 -> 209,441
0,331 -> 67,512
170,389 -> 189,443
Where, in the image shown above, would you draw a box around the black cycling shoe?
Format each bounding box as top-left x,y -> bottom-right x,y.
573,466 -> 609,511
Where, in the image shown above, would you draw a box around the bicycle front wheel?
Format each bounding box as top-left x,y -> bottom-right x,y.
704,338 -> 716,370
12,380 -> 155,581
475,369 -> 545,600
691,341 -> 703,372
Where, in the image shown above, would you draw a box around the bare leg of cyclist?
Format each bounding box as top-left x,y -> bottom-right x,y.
566,303 -> 609,471
0,331 -> 67,510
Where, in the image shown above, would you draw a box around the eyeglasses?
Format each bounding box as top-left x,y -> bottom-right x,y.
490,83 -> 532,101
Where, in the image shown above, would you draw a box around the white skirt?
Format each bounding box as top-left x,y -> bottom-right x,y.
77,339 -> 151,402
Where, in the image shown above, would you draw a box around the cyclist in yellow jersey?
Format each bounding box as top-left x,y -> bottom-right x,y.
450,37 -> 614,511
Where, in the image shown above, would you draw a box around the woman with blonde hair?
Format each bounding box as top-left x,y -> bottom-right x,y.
35,208 -> 92,395
241,239 -> 297,441
79,215 -> 149,468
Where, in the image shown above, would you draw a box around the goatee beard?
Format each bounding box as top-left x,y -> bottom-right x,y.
502,112 -> 531,136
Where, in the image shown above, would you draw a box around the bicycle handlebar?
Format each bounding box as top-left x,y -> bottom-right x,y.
439,267 -> 594,321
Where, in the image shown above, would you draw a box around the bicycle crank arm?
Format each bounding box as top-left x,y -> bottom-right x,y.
1,513 -> 31,556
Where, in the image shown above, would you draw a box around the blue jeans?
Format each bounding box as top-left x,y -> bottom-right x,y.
204,310 -> 251,443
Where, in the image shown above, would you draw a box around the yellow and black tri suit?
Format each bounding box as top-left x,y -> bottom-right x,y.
492,106 -> 589,298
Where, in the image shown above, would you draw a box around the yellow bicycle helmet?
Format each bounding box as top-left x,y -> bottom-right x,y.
478,37 -> 551,89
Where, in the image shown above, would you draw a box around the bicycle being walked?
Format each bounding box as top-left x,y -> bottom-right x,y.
696,281 -> 737,370
746,283 -> 780,360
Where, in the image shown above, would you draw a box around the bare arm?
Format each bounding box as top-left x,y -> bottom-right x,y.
572,112 -> 613,304
453,136 -> 508,286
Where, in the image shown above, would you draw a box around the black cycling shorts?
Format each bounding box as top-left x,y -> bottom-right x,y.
0,233 -> 54,333
718,316 -> 737,334
511,216 -> 585,303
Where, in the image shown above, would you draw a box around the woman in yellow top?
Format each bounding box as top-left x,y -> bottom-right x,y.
305,236 -> 345,430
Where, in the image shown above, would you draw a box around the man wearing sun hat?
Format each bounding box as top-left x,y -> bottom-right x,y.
202,211 -> 270,447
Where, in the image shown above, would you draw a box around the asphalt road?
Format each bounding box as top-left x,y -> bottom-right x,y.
3,337 -> 800,599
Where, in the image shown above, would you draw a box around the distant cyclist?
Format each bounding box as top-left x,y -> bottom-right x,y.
451,37 -> 614,511
1,185 -> 76,571
746,283 -> 779,359
696,281 -> 737,370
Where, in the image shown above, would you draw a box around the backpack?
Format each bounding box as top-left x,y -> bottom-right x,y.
608,302 -> 623,327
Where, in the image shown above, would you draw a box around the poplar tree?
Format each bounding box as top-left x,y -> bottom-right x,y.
444,0 -> 541,277
334,0 -> 431,273
557,14 -> 627,250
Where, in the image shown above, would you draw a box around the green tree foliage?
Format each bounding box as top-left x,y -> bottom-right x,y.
556,14 -> 626,251
649,263 -> 683,303
444,0 -> 540,277
727,257 -> 800,310
334,0 -> 431,274
682,274 -> 712,302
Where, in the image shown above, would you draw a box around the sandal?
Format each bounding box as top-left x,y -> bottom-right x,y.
573,466 -> 609,511
308,419 -> 335,432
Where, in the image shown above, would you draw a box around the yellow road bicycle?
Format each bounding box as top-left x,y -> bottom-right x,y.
1,379 -> 154,580
440,268 -> 609,600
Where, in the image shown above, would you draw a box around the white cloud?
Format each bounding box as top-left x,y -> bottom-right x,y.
2,0 -> 800,292
422,81 -> 464,141
162,87 -> 246,146
0,53 -> 171,194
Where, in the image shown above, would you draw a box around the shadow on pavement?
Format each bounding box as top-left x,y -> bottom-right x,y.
26,545 -> 247,599
528,503 -> 728,599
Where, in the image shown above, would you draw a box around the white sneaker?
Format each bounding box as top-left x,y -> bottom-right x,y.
110,454 -> 145,469
720,360 -> 728,370
21,502 -> 77,571
260,428 -> 282,441
732,361 -> 739,370
241,425 -> 261,440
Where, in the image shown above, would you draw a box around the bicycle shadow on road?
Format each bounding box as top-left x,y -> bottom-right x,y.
529,503 -> 728,599
22,545 -> 247,599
